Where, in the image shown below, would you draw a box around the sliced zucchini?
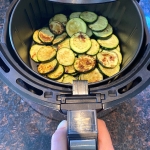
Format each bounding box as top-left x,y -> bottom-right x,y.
97,50 -> 118,68
65,65 -> 76,74
55,76 -> 64,82
53,14 -> 67,25
69,12 -> 81,19
88,16 -> 108,31
70,32 -> 91,53
37,59 -> 58,74
74,55 -> 96,73
29,44 -> 44,62
66,18 -> 87,37
38,27 -> 54,43
33,30 -> 44,44
52,32 -> 67,45
57,38 -> 70,50
112,49 -> 122,64
80,11 -> 98,23
97,34 -> 119,50
98,63 -> 120,77
47,64 -> 64,79
86,27 -> 93,37
93,24 -> 113,38
115,45 -> 120,52
79,68 -> 103,83
62,75 -> 76,84
86,39 -> 99,55
57,48 -> 75,66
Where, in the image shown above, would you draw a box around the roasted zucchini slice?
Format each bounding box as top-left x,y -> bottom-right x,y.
53,14 -> 67,25
86,39 -> 99,56
37,46 -> 56,62
33,30 -> 44,44
74,55 -> 96,73
37,59 -> 58,74
55,76 -> 64,82
38,27 -> 54,43
97,34 -> 119,50
52,32 -> 67,45
88,16 -> 108,31
57,38 -> 70,50
65,65 -> 76,74
112,49 -> 122,64
30,44 -> 44,62
66,18 -> 87,37
70,32 -> 91,53
62,75 -> 76,84
97,50 -> 118,68
98,63 -> 120,77
47,64 -> 64,79
80,11 -> 98,23
79,68 -> 103,83
57,48 -> 75,66
69,12 -> 81,19
49,21 -> 65,35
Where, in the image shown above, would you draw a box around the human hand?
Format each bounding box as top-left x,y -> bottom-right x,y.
51,119 -> 114,150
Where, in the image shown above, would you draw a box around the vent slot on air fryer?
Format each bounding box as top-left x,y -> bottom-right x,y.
0,57 -> 10,73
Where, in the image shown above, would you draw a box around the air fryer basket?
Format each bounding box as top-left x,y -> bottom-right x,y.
0,0 -> 150,113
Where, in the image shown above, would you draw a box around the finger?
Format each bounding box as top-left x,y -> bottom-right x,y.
51,120 -> 67,150
97,119 -> 114,150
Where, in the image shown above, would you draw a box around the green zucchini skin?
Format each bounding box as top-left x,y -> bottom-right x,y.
33,30 -> 44,44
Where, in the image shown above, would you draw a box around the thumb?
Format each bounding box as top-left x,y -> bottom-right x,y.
51,120 -> 67,150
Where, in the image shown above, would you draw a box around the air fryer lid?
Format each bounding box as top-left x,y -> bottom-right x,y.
9,0 -> 144,86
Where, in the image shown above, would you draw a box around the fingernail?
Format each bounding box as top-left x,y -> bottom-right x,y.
57,120 -> 67,129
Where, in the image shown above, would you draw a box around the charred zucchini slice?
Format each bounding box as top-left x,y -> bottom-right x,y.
65,65 -> 76,74
97,50 -> 118,68
30,44 -> 44,62
49,21 -> 65,35
88,16 -> 108,31
37,46 -> 56,62
38,27 -> 54,43
70,32 -> 91,53
74,55 -> 96,73
80,11 -> 98,23
53,14 -> 67,26
62,75 -> 76,84
86,39 -> 99,55
93,24 -> 113,38
52,32 -> 67,45
37,59 -> 58,74
66,18 -> 87,37
47,64 -> 64,79
33,30 -> 43,44
69,12 -> 81,19
57,38 -> 70,50
98,63 -> 120,77
97,34 -> 119,49
57,48 -> 75,66
79,68 -> 103,83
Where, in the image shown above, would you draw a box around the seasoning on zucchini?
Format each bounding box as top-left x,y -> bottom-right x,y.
66,18 -> 87,37
37,46 -> 56,62
88,16 -> 108,31
52,32 -> 67,45
97,50 -> 118,68
80,11 -> 98,23
57,48 -> 75,66
70,32 -> 91,53
79,68 -> 103,83
86,39 -> 99,56
47,64 -> 64,79
37,59 -> 58,74
53,14 -> 68,26
69,12 -> 81,19
33,30 -> 44,44
74,55 -> 96,73
97,34 -> 119,49
57,38 -> 70,50
62,75 -> 76,84
65,65 -> 76,74
38,27 -> 54,43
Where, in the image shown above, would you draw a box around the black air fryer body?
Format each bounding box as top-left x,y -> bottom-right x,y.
0,0 -> 150,114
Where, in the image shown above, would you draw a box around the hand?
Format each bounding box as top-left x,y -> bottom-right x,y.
51,119 -> 114,150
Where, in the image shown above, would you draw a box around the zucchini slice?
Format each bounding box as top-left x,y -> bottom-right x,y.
98,63 -> 120,77
97,50 -> 118,68
86,27 -> 93,37
55,76 -> 64,82
79,68 -> 103,83
49,21 -> 65,35
69,12 -> 81,19
57,38 -> 70,50
52,32 -> 67,45
93,24 -> 113,38
57,48 -> 75,66
65,65 -> 76,74
97,34 -> 119,50
30,44 -> 44,62
47,64 -> 64,79
74,55 -> 96,73
70,32 -> 91,53
86,39 -> 99,55
115,45 -> 120,52
112,50 -> 122,64
88,16 -> 108,31
53,14 -> 68,26
37,46 -> 56,62
38,27 -> 54,43
62,75 -> 76,84
66,18 -> 87,37
80,11 -> 98,23
33,30 -> 44,44
37,59 -> 58,74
